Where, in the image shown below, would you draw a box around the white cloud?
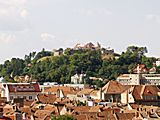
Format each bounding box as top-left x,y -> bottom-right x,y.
75,8 -> 112,16
98,8 -> 112,15
0,0 -> 29,31
0,33 -> 15,44
20,9 -> 28,18
0,0 -> 27,7
41,33 -> 56,42
146,14 -> 160,24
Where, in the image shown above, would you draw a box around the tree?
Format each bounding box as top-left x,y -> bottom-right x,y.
51,115 -> 75,120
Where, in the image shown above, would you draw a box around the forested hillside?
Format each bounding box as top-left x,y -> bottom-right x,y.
0,46 -> 158,84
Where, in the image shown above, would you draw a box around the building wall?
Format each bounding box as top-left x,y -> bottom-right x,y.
121,90 -> 135,104
117,74 -> 140,85
117,74 -> 160,85
9,92 -> 40,101
103,94 -> 121,102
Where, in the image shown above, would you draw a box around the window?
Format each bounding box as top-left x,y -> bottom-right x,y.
23,96 -> 26,99
29,96 -> 32,100
10,96 -> 13,100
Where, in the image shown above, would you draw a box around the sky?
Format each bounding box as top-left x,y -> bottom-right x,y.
0,0 -> 160,63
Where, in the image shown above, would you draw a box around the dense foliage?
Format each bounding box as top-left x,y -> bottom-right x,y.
0,46 -> 158,84
51,115 -> 75,120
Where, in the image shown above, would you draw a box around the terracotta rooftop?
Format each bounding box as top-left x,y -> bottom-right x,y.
24,100 -> 35,107
73,106 -> 91,113
7,83 -> 41,92
20,106 -> 32,115
77,89 -> 94,96
34,110 -> 52,120
115,113 -> 135,120
143,86 -> 160,96
102,80 -> 125,94
44,86 -> 79,96
97,111 -> 117,120
90,90 -> 99,96
44,86 -> 74,93
37,94 -> 57,104
89,106 -> 102,112
44,104 -> 59,115
133,64 -> 148,73
132,85 -> 160,100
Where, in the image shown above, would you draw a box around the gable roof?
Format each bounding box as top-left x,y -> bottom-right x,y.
7,83 -> 41,92
44,104 -> 59,115
73,106 -> 91,113
132,85 -> 160,101
34,110 -> 52,120
102,80 -> 124,94
77,89 -> 94,96
115,113 -> 135,120
44,86 -> 73,93
89,106 -> 102,112
143,86 -> 160,96
44,86 -> 79,96
37,94 -> 57,104
97,111 -> 117,120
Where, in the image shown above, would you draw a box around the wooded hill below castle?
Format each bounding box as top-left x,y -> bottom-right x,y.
0,42 -> 158,85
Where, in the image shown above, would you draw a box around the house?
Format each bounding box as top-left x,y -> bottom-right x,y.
14,75 -> 37,83
1,83 -> 41,101
89,90 -> 101,100
76,89 -> 94,102
133,64 -> 148,74
37,94 -> 57,104
102,80 -> 125,102
132,85 -> 160,106
117,74 -> 141,85
149,67 -> 157,74
121,85 -> 160,106
34,110 -> 53,120
44,86 -> 79,98
117,74 -> 160,85
156,59 -> 160,66
121,86 -> 135,104
73,42 -> 101,50
71,74 -> 86,84
53,49 -> 63,56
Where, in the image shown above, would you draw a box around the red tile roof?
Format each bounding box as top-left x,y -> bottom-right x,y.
7,83 -> 41,92
132,85 -> 160,101
73,106 -> 91,113
116,113 -> 135,120
102,80 -> 124,94
132,86 -> 142,100
34,110 -> 52,120
44,86 -> 73,93
37,94 -> 57,104
44,86 -> 79,96
97,111 -> 117,120
143,86 -> 160,96
77,89 -> 94,96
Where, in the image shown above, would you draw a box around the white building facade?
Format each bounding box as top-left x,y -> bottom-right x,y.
117,74 -> 160,85
0,83 -> 41,101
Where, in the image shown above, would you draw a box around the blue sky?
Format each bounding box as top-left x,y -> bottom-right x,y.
0,0 -> 160,63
